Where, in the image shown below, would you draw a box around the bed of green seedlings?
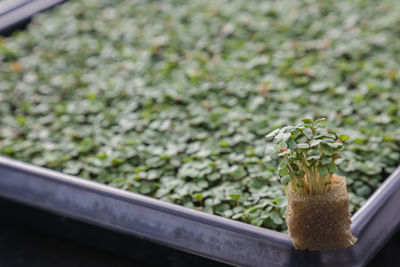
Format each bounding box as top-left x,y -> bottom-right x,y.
1,0 -> 400,232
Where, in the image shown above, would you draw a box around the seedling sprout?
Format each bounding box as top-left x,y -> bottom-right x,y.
266,118 -> 348,195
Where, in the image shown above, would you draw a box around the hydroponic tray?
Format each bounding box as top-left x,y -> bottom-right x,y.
0,156 -> 399,267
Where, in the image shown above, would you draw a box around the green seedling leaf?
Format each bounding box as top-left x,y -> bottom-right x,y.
308,155 -> 320,160
317,165 -> 329,177
307,149 -> 319,156
339,134 -> 350,141
281,175 -> 291,185
266,128 -> 280,140
356,185 -> 372,197
321,144 -> 333,155
279,166 -> 289,176
296,135 -> 308,144
326,162 -> 338,173
278,142 -> 288,149
251,217 -> 264,227
265,145 -> 277,156
278,150 -> 290,156
279,160 -> 287,168
230,194 -> 242,200
297,143 -> 309,149
309,139 -> 322,147
287,137 -> 297,149
303,128 -> 313,139
315,118 -> 327,124
320,156 -> 332,164
301,118 -> 313,124
193,193 -> 203,199
270,211 -> 284,225
327,142 -> 343,148
275,132 -> 291,143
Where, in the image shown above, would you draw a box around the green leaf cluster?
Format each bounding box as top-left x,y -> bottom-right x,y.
266,119 -> 346,194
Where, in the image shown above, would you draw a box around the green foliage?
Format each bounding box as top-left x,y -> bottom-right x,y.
1,0 -> 400,231
266,119 -> 346,194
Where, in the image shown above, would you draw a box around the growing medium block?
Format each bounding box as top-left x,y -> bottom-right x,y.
286,176 -> 357,250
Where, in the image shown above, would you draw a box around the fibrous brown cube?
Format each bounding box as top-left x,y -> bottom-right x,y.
285,176 -> 357,250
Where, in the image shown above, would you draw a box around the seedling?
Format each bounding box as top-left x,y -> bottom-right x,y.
266,118 -> 356,250
266,118 -> 348,195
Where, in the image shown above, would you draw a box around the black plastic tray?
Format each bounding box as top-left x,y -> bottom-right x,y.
0,0 -> 64,35
0,156 -> 399,267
